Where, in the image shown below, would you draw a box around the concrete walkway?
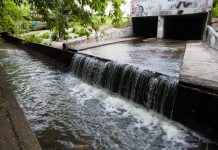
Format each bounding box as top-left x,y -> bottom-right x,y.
180,42 -> 218,92
0,69 -> 41,150
68,37 -> 139,51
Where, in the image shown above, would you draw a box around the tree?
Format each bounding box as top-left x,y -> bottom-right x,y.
13,0 -> 125,40
0,0 -> 30,35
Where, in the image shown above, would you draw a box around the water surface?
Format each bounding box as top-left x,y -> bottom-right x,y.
0,48 -> 217,150
81,39 -> 186,77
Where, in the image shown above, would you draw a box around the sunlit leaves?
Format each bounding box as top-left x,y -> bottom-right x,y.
0,0 -> 30,34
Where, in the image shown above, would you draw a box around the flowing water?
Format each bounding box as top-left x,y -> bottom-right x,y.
0,38 -> 218,150
81,39 -> 186,77
71,53 -> 177,117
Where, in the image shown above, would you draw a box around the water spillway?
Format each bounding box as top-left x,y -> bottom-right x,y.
1,38 -> 218,149
71,53 -> 177,118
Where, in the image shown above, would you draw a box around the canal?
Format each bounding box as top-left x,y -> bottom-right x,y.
0,38 -> 217,149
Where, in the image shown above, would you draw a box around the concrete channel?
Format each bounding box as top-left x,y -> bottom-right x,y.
2,31 -> 218,142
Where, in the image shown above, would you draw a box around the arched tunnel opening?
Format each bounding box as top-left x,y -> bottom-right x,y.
164,13 -> 208,40
132,17 -> 158,38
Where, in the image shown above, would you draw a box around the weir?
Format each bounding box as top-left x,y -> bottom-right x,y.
1,35 -> 218,148
71,53 -> 177,118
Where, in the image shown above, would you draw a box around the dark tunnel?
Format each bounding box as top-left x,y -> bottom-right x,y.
132,17 -> 158,38
164,13 -> 208,40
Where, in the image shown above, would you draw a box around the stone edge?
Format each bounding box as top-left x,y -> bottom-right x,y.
0,68 -> 42,150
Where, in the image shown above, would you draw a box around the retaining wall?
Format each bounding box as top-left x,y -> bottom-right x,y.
2,34 -> 75,65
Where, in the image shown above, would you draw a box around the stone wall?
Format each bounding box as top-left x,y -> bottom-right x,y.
203,26 -> 218,50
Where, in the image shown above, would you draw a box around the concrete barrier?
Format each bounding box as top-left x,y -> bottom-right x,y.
2,34 -> 76,65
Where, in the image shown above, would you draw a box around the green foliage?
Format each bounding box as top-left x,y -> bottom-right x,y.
213,0 -> 218,17
13,0 -> 125,40
70,23 -> 91,37
77,28 -> 91,37
90,15 -> 105,32
0,0 -> 31,35
42,32 -> 50,39
51,30 -> 58,41
110,0 -> 125,27
116,17 -> 130,28
23,34 -> 43,43
63,34 -> 71,40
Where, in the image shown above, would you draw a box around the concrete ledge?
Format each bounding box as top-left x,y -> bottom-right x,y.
181,42 -> 218,92
177,42 -> 218,139
2,34 -> 76,65
0,68 -> 42,150
68,37 -> 140,51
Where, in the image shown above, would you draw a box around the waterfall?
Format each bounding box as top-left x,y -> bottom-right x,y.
70,53 -> 178,117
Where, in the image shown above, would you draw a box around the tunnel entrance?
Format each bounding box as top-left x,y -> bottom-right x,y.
132,17 -> 158,38
164,13 -> 207,40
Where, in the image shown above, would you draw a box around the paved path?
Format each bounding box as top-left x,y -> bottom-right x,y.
180,42 -> 218,92
0,69 -> 42,150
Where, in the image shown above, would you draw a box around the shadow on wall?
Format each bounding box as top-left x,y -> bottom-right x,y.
164,13 -> 208,40
132,17 -> 158,38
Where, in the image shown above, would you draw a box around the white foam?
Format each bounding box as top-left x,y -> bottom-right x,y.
62,75 -> 205,148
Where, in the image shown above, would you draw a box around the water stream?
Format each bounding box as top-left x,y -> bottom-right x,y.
81,39 -> 186,77
71,53 -> 177,117
0,38 -> 217,149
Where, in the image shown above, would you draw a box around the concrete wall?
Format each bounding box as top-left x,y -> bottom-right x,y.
64,27 -> 133,49
131,0 -> 212,17
2,34 -> 75,65
131,1 -> 211,39
204,26 -> 218,50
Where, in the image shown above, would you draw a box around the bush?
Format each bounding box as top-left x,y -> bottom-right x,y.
42,32 -> 50,39
76,28 -> 90,37
119,18 -> 130,28
23,34 -> 43,43
51,31 -> 58,41
113,17 -> 130,28
213,0 -> 218,17
64,35 -> 72,40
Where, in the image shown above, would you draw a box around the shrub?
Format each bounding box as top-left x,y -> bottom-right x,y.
213,0 -> 218,17
76,28 -> 91,37
23,34 -> 43,43
113,17 -> 130,28
64,35 -> 72,40
42,32 -> 50,39
51,31 -> 58,41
